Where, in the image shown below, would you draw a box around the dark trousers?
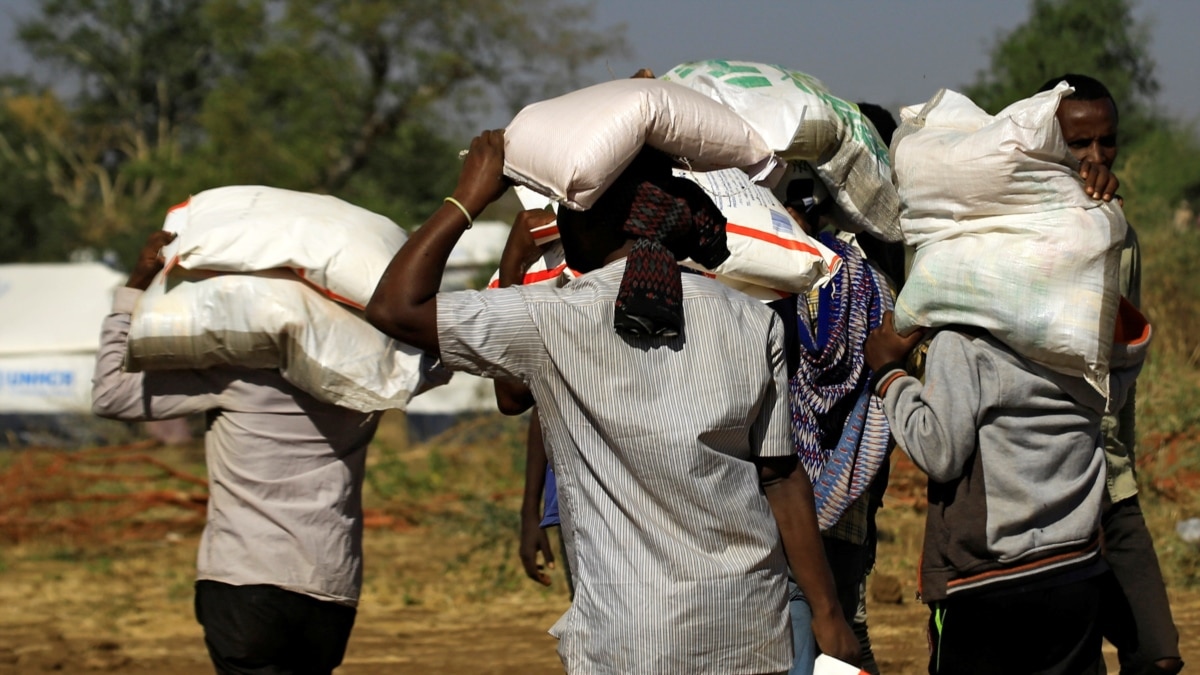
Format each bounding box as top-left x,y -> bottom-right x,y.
194,580 -> 357,675
927,573 -> 1106,675
1101,496 -> 1183,673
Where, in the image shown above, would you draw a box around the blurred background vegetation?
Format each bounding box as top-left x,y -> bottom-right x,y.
0,0 -> 1197,587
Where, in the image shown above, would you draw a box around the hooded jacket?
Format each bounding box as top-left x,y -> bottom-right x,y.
874,300 -> 1151,602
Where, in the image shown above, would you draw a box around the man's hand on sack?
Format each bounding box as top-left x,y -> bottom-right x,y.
127,230 -> 177,291
453,129 -> 509,214
865,310 -> 926,372
498,209 -> 558,288
1079,159 -> 1119,202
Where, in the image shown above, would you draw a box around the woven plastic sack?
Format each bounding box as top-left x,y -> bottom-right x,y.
676,167 -> 840,294
662,60 -> 900,241
503,171 -> 836,296
161,186 -> 407,310
125,269 -> 444,413
503,78 -> 775,211
892,84 -> 1126,398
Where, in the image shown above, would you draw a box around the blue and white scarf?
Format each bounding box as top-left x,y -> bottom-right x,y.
790,232 -> 894,530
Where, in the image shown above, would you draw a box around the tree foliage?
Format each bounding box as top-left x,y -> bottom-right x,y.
965,0 -> 1159,137
966,0 -> 1200,370
0,0 -> 627,265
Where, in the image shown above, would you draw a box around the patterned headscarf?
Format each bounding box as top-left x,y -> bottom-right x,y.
590,151 -> 730,338
789,232 -> 895,530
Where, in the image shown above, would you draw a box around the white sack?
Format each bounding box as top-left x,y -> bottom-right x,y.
503,78 -> 775,211
676,167 -> 840,294
161,186 -> 408,309
662,60 -> 901,241
503,169 -> 837,297
125,269 -> 443,413
892,84 -> 1126,398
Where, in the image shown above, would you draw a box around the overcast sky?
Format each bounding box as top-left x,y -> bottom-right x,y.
2,0 -> 1197,125
578,0 -> 1200,123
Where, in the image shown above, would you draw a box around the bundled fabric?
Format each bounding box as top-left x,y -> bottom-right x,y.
547,147 -> 730,338
125,269 -> 444,413
662,60 -> 901,241
892,84 -> 1126,400
503,78 -> 774,211
162,186 -> 408,309
788,234 -> 894,530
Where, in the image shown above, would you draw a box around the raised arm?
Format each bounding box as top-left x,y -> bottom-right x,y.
365,130 -> 510,357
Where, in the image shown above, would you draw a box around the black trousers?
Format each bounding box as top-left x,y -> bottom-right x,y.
927,573 -> 1107,675
1101,495 -> 1183,673
194,580 -> 357,675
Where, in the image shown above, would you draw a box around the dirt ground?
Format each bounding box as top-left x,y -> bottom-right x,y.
0,502 -> 1196,675
1,433 -> 1196,674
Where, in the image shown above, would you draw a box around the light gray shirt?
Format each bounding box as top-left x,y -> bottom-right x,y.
92,287 -> 378,606
437,260 -> 794,675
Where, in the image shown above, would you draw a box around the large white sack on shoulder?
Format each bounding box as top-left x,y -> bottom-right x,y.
893,84 -> 1098,222
502,78 -> 775,211
676,167 -> 840,294
161,186 -> 407,309
125,269 -> 443,413
663,60 -> 901,241
894,202 -> 1125,399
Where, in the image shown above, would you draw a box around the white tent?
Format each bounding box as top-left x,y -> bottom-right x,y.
0,263 -> 126,413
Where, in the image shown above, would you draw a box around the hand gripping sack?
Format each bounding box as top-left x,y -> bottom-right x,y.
161,186 -> 408,309
502,78 -> 775,211
891,84 -> 1126,400
125,269 -> 446,413
662,60 -> 901,241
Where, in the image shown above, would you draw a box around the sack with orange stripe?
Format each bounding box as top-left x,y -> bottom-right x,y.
123,186 -> 447,412
501,174 -> 837,297
676,166 -> 840,295
159,185 -> 406,309
126,268 -> 444,413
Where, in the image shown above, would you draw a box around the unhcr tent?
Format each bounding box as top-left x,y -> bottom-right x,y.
0,263 -> 126,414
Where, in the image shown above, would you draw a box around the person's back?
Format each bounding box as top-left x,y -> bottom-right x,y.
900,329 -> 1109,600
91,239 -> 380,674
366,132 -> 860,673
437,260 -> 794,671
866,301 -> 1148,674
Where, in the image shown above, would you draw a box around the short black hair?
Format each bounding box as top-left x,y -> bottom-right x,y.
856,102 -> 898,146
1037,73 -> 1118,121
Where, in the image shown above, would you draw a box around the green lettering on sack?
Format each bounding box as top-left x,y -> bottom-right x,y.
702,60 -> 763,80
725,75 -> 772,89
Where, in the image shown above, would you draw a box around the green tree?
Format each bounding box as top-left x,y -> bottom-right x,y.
965,0 -> 1158,141
965,0 -> 1200,434
0,0 -> 627,264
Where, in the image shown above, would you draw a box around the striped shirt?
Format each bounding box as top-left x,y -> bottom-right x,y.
437,259 -> 794,674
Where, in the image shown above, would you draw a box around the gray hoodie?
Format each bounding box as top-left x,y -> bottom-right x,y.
875,305 -> 1150,602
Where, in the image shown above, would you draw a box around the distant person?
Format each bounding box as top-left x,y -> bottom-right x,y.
92,230 -> 379,675
366,132 -> 860,673
1037,72 -> 1183,675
